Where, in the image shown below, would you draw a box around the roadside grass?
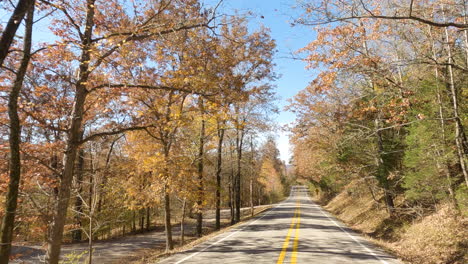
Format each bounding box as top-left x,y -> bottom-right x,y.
314,180 -> 468,264
125,205 -> 273,264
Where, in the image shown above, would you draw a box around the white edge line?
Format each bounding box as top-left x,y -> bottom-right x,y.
306,195 -> 392,264
171,202 -> 285,264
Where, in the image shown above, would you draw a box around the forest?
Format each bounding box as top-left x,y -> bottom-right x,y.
0,0 -> 289,263
289,0 -> 468,263
1,0 -> 468,264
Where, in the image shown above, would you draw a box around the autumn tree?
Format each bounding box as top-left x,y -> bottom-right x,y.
291,0 -> 467,216
0,1 -> 35,263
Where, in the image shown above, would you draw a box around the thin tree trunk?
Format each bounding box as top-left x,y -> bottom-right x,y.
229,140 -> 235,225
196,99 -> 205,237
161,144 -> 173,251
140,208 -> 144,232
429,25 -> 458,207
361,27 -> 394,215
250,136 -> 254,217
235,119 -> 244,223
0,4 -> 34,263
146,207 -> 150,231
46,2 -> 95,263
88,217 -> 93,264
98,136 -> 120,213
132,211 -> 136,233
463,0 -> 468,68
180,198 -> 186,246
443,20 -> 468,187
376,118 -> 395,215
163,184 -> 173,251
215,120 -> 225,230
72,150 -> 84,242
0,0 -> 34,68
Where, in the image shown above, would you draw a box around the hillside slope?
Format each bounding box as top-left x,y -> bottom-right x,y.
315,181 -> 468,264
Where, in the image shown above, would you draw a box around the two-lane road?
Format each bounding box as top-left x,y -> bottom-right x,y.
159,186 -> 402,264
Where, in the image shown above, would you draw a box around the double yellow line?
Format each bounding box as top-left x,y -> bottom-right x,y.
276,200 -> 301,264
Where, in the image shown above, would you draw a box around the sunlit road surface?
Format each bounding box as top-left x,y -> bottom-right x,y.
158,186 -> 402,264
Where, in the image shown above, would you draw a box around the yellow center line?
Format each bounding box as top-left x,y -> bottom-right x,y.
276,200 -> 301,264
291,203 -> 301,264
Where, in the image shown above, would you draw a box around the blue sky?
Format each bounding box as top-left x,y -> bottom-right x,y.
207,0 -> 316,163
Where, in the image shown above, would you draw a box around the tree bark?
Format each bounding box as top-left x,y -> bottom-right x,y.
463,0 -> 468,68
163,184 -> 173,251
361,26 -> 394,215
140,208 -> 144,232
375,118 -> 395,215
235,117 -> 244,223
250,136 -> 254,217
229,140 -> 235,225
429,25 -> 458,208
146,207 -> 150,231
71,150 -> 84,242
88,215 -> 93,264
0,0 -> 34,68
215,120 -> 225,230
180,198 -> 186,246
443,22 -> 468,187
0,3 -> 34,263
196,99 -> 205,237
132,211 -> 136,233
46,1 -> 95,263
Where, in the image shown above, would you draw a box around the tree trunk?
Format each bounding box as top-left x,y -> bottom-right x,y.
97,137 -> 119,213
250,136 -> 254,217
196,99 -> 205,237
140,208 -> 144,232
146,207 -> 150,231
72,150 -> 84,242
215,120 -> 225,230
361,28 -> 395,216
0,0 -> 34,68
463,0 -> 468,68
375,118 -> 395,215
132,211 -> 136,233
429,25 -> 458,208
46,2 -> 95,263
163,184 -> 173,251
235,119 -> 244,223
443,22 -> 468,187
0,4 -> 34,263
88,216 -> 93,264
180,198 -> 186,246
229,140 -> 235,225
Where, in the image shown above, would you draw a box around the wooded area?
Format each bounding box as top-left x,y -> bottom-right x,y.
289,1 -> 467,263
0,1 -> 289,263
3,0 -> 468,263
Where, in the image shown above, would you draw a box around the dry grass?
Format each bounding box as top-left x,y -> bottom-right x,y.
320,180 -> 468,264
389,205 -> 467,264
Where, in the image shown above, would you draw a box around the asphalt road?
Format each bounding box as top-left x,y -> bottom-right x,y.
159,186 -> 402,264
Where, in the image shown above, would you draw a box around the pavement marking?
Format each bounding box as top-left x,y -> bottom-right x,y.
276,199 -> 301,264
171,203 -> 282,264
276,204 -> 298,263
291,201 -> 301,264
306,195 -> 392,264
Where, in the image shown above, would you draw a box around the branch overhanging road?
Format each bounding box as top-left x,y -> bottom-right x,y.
159,186 -> 402,264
